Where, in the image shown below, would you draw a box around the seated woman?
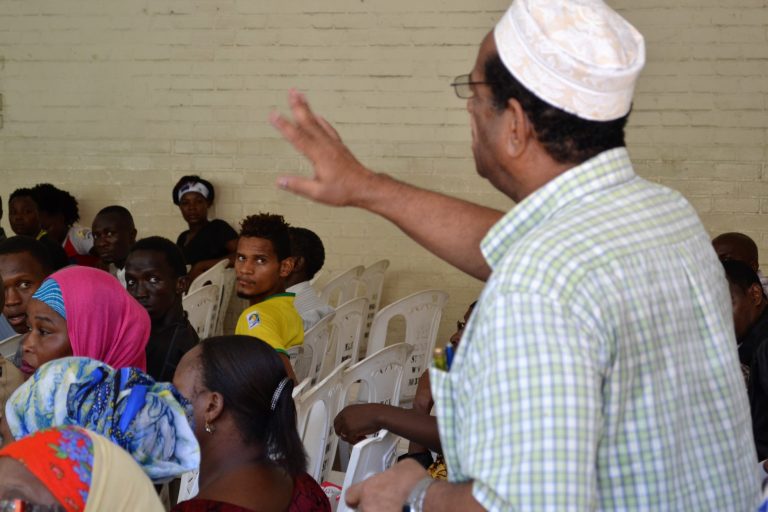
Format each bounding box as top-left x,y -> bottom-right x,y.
4,357 -> 199,482
0,425 -> 165,511
172,175 -> 238,285
20,266 -> 150,378
172,335 -> 330,512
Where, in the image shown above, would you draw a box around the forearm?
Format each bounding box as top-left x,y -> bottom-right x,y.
375,405 -> 442,453
355,172 -> 503,282
423,481 -> 485,511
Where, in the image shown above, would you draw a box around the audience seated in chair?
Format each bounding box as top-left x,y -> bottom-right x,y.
32,183 -> 98,267
334,301 -> 475,478
234,213 -> 303,382
7,188 -> 69,270
92,205 -> 138,287
723,259 -> 768,460
172,335 -> 330,512
0,237 -> 54,341
126,236 -> 200,382
19,266 -> 149,381
285,226 -> 334,331
173,175 -> 238,286
714,232 -> 768,296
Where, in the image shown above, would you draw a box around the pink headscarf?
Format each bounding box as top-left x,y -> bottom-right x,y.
48,266 -> 149,370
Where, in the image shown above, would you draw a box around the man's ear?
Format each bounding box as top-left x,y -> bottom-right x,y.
749,283 -> 764,306
129,228 -> 138,245
176,276 -> 188,296
279,256 -> 296,278
504,97 -> 532,159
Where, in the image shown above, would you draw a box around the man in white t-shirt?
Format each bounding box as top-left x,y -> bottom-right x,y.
285,227 -> 334,331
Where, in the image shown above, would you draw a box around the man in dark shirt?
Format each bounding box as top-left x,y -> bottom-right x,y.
723,259 -> 768,459
92,205 -> 138,286
125,236 -> 198,382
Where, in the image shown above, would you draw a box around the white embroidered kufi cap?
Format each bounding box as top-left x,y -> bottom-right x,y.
494,0 -> 645,121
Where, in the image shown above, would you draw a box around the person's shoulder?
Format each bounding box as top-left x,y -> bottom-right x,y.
209,218 -> 238,237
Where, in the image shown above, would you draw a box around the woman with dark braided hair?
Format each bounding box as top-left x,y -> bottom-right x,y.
172,335 -> 329,512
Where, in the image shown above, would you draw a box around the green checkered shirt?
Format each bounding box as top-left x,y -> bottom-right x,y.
431,148 -> 760,510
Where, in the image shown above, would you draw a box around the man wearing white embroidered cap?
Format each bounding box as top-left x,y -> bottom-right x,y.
271,1 -> 760,510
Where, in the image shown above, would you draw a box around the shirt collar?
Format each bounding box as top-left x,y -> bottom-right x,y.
481,147 -> 636,269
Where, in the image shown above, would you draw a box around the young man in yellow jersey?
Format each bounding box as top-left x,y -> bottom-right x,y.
234,213 -> 302,380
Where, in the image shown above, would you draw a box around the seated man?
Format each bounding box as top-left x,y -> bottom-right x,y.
125,236 -> 199,382
234,213 -> 302,380
714,232 -> 768,296
285,226 -> 334,331
92,205 -> 138,286
334,301 -> 476,474
0,237 -> 52,435
7,188 -> 68,270
0,236 -> 55,349
723,259 -> 768,459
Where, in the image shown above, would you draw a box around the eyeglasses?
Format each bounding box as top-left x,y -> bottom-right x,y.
450,73 -> 495,99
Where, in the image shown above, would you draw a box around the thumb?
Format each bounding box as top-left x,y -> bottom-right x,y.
345,481 -> 363,507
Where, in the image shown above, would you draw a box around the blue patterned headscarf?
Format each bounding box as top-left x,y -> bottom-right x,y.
31,277 -> 66,319
5,357 -> 200,483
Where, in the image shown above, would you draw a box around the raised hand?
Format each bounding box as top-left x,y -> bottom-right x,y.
270,89 -> 376,207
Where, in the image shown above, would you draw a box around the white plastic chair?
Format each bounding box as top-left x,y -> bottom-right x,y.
182,284 -> 220,339
341,343 -> 413,408
287,344 -> 314,385
356,259 -> 389,352
366,290 -> 448,404
336,430 -> 400,512
295,360 -> 351,483
187,259 -> 231,336
0,334 -> 21,360
320,265 -> 364,308
213,267 -> 236,336
304,312 -> 335,385
335,343 -> 413,472
318,298 -> 368,381
176,470 -> 199,504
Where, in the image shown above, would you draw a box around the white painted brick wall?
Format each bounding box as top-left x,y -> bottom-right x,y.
1,1 -> 766,341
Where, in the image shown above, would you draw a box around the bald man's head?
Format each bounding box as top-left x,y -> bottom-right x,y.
713,232 -> 759,271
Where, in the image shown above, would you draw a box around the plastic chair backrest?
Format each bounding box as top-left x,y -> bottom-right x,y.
295,360 -> 351,483
319,265 -> 364,308
187,259 -> 228,294
0,334 -> 21,360
356,259 -> 390,352
304,312 -> 335,385
340,343 -> 413,409
287,344 -> 314,384
319,297 -> 368,381
182,284 -> 220,339
213,267 -> 236,336
366,290 -> 448,403
176,470 -> 199,504
336,430 -> 400,512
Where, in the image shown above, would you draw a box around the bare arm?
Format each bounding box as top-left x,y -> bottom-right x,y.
334,403 -> 442,453
270,90 -> 503,281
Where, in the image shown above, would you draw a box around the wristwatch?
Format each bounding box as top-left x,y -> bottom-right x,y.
402,477 -> 435,512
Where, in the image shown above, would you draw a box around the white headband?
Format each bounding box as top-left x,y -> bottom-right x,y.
270,377 -> 291,411
494,0 -> 645,121
177,182 -> 211,203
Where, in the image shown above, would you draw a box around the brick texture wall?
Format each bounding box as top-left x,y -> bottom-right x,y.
1,1 -> 766,341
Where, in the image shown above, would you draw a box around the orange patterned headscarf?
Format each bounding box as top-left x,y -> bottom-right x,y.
0,426 -> 92,511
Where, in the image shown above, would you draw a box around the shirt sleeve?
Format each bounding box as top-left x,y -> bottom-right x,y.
212,219 -> 238,246
462,291 -> 602,511
235,306 -> 289,353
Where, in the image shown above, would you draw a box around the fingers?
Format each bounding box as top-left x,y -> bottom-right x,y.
345,481 -> 363,507
317,115 -> 342,142
275,175 -> 322,200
